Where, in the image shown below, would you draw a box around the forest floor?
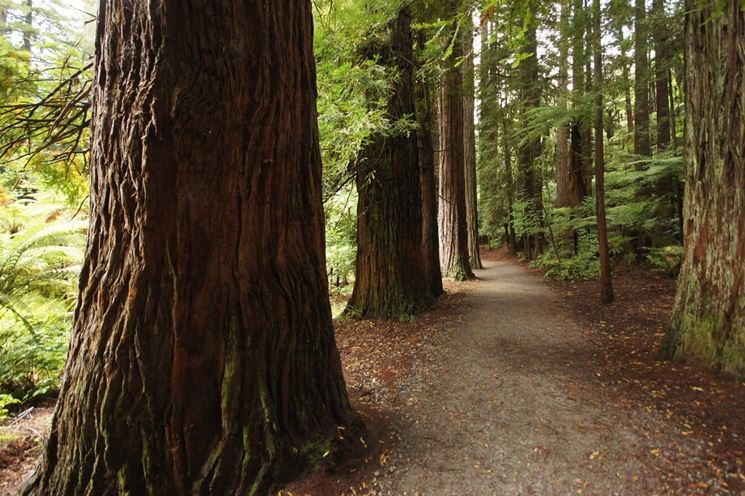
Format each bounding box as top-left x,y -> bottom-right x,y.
2,249 -> 745,495
285,248 -> 745,496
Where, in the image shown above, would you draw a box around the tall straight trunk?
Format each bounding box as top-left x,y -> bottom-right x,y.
22,0 -> 32,51
347,8 -> 433,319
463,15 -> 482,269
634,0 -> 652,159
661,1 -> 745,376
652,0 -> 671,150
569,0 -> 588,207
593,0 -> 614,304
517,9 -> 543,260
438,3 -> 474,281
415,33 -> 444,298
556,0 -> 571,208
583,56 -> 594,196
503,112 -> 518,255
22,2 -> 362,494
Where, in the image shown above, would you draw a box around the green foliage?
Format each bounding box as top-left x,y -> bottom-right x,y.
0,188 -> 85,400
0,392 -> 19,419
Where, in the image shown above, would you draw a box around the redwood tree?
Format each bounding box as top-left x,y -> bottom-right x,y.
346,8 -> 434,319
634,0 -> 651,159
23,2 -> 361,494
415,31 -> 444,298
463,15 -> 482,270
438,3 -> 474,281
661,1 -> 745,376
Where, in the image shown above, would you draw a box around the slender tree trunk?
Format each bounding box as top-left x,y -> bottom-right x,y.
583,55 -> 594,197
22,2 -> 362,494
556,0 -> 571,208
569,0 -> 588,207
652,0 -> 671,151
634,0 -> 651,160
346,8 -> 434,319
661,1 -> 745,376
517,8 -> 544,260
438,4 -> 474,281
415,32 -> 444,298
463,15 -> 482,269
22,0 -> 32,52
593,0 -> 614,304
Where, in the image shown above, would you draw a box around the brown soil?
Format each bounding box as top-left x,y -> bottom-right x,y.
0,407 -> 52,496
2,248 -> 744,495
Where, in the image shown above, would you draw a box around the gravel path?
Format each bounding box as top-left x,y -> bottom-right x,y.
373,258 -> 699,495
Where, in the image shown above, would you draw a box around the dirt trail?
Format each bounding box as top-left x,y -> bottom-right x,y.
372,258 -> 707,495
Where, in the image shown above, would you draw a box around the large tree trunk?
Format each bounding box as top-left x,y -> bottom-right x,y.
438,5 -> 474,281
593,0 -> 614,304
517,11 -> 544,260
346,8 -> 434,319
415,33 -> 444,298
660,1 -> 745,376
634,0 -> 652,159
22,2 -> 362,495
463,16 -> 482,270
556,0 -> 571,208
652,0 -> 671,151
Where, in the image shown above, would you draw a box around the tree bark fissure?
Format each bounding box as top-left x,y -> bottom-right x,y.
23,3 -> 362,494
346,8 -> 434,319
661,1 -> 745,376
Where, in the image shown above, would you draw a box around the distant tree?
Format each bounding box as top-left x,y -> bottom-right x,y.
346,7 -> 435,319
438,0 -> 474,280
414,30 -> 444,298
633,0 -> 651,159
22,2 -> 362,494
516,1 -> 544,260
652,0 -> 671,150
593,0 -> 614,303
463,13 -> 482,270
661,1 -> 745,376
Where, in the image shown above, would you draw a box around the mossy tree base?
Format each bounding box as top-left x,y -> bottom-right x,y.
660,1 -> 745,377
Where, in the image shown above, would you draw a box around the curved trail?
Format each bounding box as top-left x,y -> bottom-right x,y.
375,258 -> 694,495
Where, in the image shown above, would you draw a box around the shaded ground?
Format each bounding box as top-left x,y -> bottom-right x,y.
2,249 -> 744,495
0,406 -> 52,496
286,249 -> 745,495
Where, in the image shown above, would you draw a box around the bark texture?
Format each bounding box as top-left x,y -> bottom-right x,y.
634,0 -> 652,158
463,17 -> 482,270
556,0 -> 571,208
593,0 -> 614,304
652,0 -> 671,150
23,2 -> 361,494
661,1 -> 745,376
415,33 -> 444,299
347,8 -> 434,319
568,0 -> 589,208
438,8 -> 474,281
517,12 -> 544,260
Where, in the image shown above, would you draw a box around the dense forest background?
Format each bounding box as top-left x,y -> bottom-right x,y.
0,0 -> 742,493
0,0 -> 692,407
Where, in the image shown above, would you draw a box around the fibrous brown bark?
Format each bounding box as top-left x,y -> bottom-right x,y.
518,10 -> 544,260
438,4 -> 474,281
652,0 -> 671,150
661,1 -> 745,376
22,2 -> 362,494
634,0 -> 651,159
569,0 -> 589,208
415,33 -> 444,299
347,8 -> 434,319
593,0 -> 614,304
556,0 -> 571,208
463,16 -> 482,270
